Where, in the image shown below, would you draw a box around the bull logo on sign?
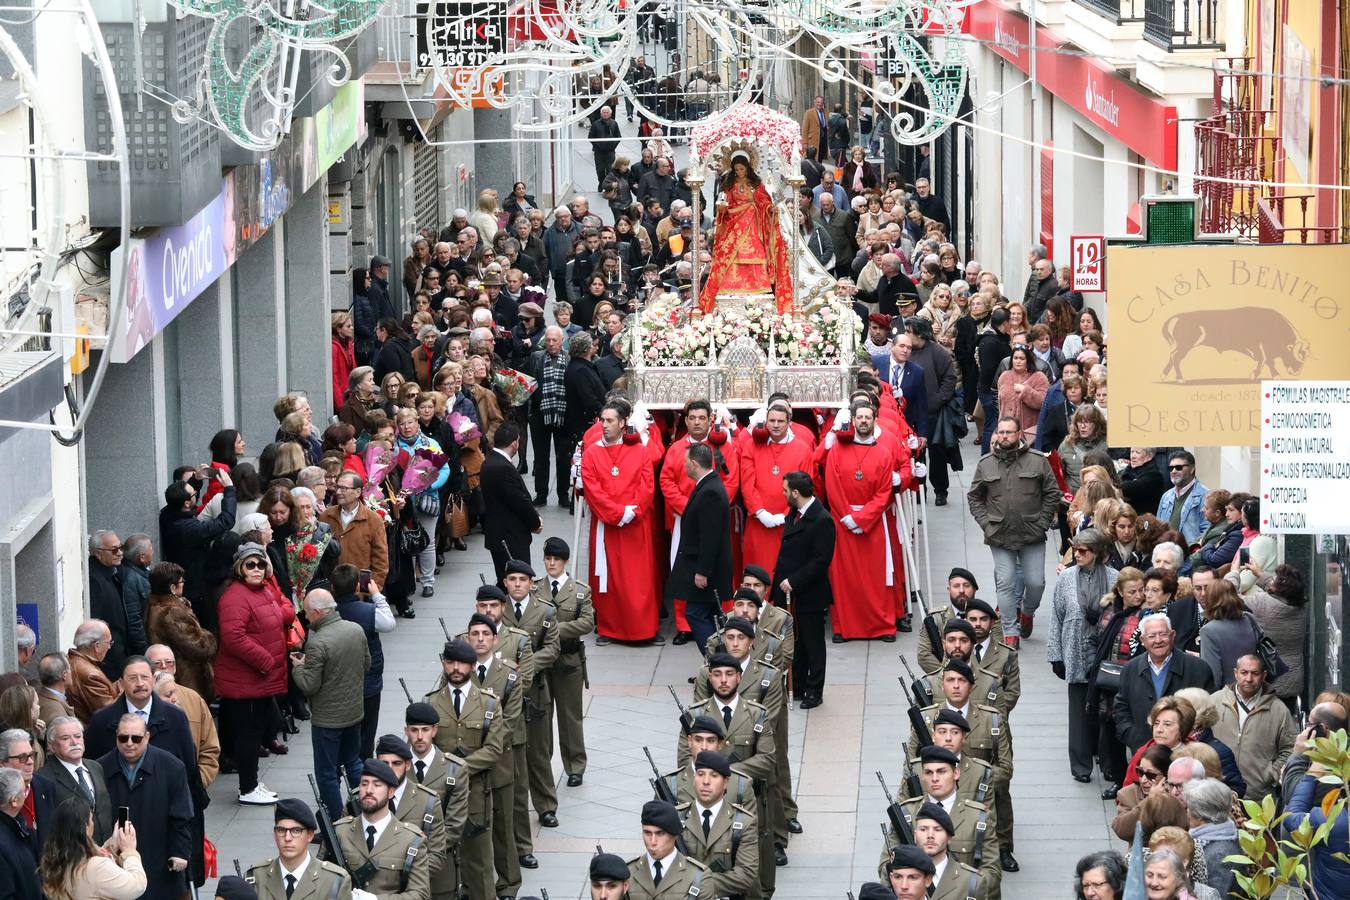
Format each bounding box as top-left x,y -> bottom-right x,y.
1160,307 -> 1311,383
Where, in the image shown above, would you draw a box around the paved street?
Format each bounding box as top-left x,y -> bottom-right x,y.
204,438 -> 1118,898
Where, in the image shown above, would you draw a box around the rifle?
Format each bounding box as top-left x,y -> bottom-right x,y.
438,617 -> 452,641
899,654 -> 935,708
667,684 -> 695,735
232,860 -> 242,878
644,746 -> 678,804
479,573 -> 488,586
875,771 -> 915,846
899,742 -> 923,800
898,677 -> 933,750
308,774 -> 348,872
399,677 -> 415,706
337,765 -> 358,817
596,843 -> 605,855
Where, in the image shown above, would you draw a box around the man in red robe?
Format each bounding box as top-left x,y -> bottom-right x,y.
659,399 -> 740,644
739,402 -> 814,574
583,402 -> 663,644
822,402 -> 912,641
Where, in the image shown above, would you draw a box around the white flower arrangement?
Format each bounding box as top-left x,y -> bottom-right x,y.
638,295 -> 861,367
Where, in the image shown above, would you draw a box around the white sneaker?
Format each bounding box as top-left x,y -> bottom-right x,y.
256,781 -> 279,797
239,786 -> 278,805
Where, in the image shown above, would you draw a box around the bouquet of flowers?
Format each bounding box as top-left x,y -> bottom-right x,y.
363,444 -> 408,502
447,411 -> 482,447
400,447 -> 448,495
493,367 -> 537,407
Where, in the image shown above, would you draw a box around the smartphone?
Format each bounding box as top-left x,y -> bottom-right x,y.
359,569 -> 372,594
117,806 -> 130,829
1239,548 -> 1251,566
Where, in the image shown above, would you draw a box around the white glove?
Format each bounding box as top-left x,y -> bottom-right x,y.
768,512 -> 787,527
755,508 -> 775,528
748,407 -> 767,429
831,405 -> 850,431
841,514 -> 862,534
907,433 -> 920,450
912,461 -> 928,479
353,890 -> 378,900
619,505 -> 637,526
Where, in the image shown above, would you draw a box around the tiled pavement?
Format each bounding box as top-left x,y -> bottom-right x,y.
204,437 -> 1121,899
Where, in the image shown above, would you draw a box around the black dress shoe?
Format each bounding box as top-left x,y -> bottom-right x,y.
774,844 -> 788,866
1073,774 -> 1091,784
934,494 -> 948,507
436,552 -> 445,567
1000,850 -> 1020,872
401,607 -> 417,619
898,614 -> 913,633
532,495 -> 547,508
672,631 -> 691,645
1100,785 -> 1120,800
786,818 -> 802,834
518,854 -> 539,869
567,773 -> 584,787
421,585 -> 434,598
538,811 -> 559,827
832,633 -> 845,644
595,635 -> 612,646
800,695 -> 822,710
880,633 -> 896,643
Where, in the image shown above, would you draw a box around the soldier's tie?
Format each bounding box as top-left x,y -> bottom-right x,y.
415,760 -> 426,783
653,860 -> 663,885
366,825 -> 377,850
388,794 -> 396,815
702,808 -> 712,838
515,601 -> 524,621
551,580 -> 559,598
477,664 -> 487,684
975,644 -> 983,663
722,705 -> 733,729
285,875 -> 296,899
453,688 -> 463,717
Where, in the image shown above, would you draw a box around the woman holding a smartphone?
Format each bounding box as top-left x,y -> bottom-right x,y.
39,796 -> 147,900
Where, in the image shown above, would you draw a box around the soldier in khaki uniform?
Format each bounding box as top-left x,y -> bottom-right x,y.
531,537 -> 594,795
500,558 -> 560,856
588,851 -> 632,900
913,802 -> 993,900
882,845 -> 936,900
692,618 -> 784,718
878,747 -> 1001,894
678,751 -> 760,900
895,709 -> 995,805
403,703 -> 469,900
372,736 -> 447,893
424,639 -> 510,900
627,800 -> 708,900
463,612 -> 526,895
917,568 -> 1006,673
323,759 -> 432,900
246,798 -> 352,900
658,714 -> 757,812
922,609 -> 1020,718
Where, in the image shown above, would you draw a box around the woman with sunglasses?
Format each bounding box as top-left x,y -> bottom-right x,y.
1048,528 -> 1120,784
214,543 -> 295,806
1111,742 -> 1176,841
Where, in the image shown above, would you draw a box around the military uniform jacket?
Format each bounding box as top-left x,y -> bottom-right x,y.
692,657 -> 784,721
411,748 -> 469,847
906,704 -> 1012,791
918,606 -> 1006,673
500,596 -> 561,709
704,606 -> 795,672
660,764 -> 758,814
530,575 -> 594,669
879,797 -> 1000,890
895,755 -> 995,805
326,814 -> 432,900
678,698 -> 777,787
390,781 -> 447,876
424,682 -> 509,782
930,855 -> 991,900
472,658 -> 524,787
679,800 -> 760,900
246,855 -> 352,900
626,852 -> 708,900
923,646 -> 1021,717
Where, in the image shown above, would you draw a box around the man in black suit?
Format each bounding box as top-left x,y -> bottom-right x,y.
771,471 -> 836,709
0,769 -> 38,900
481,422 -> 543,583
873,254 -> 919,317
666,443 -> 732,653
32,716 -> 114,846
1112,613 -> 1217,756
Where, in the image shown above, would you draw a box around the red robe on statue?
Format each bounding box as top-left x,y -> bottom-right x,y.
660,430 -> 741,630
584,436 -> 661,641
738,429 -> 815,575
823,434 -> 911,639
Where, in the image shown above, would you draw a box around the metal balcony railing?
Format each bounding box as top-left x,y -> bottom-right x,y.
1073,0 -> 1144,23
1143,0 -> 1222,50
1257,194 -> 1345,244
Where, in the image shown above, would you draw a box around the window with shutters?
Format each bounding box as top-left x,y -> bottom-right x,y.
413,139 -> 440,231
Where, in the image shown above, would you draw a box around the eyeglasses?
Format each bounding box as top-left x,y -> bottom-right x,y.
1072,547 -> 1093,554
116,734 -> 145,744
1138,768 -> 1161,781
1169,464 -> 1189,471
97,546 -> 123,556
242,561 -> 266,571
5,752 -> 35,763
273,826 -> 311,838
1164,780 -> 1184,791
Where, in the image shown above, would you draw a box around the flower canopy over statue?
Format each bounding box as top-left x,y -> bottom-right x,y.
691,104 -> 803,315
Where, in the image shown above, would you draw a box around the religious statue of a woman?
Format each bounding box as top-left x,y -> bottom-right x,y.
700,150 -> 793,314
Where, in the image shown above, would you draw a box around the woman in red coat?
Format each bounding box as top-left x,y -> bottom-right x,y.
214,542 -> 294,805
331,312 -> 356,413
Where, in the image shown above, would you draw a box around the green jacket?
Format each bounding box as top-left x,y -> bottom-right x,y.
292,611 -> 371,728
966,442 -> 1061,549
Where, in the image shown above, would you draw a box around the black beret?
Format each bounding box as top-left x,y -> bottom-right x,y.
375,734 -> 413,760
942,618 -> 976,641
273,798 -> 317,831
724,616 -> 755,638
919,745 -> 960,768
467,612 -> 498,633
857,884 -> 893,900
732,588 -> 763,607
943,658 -> 975,683
886,844 -> 935,876
741,564 -> 772,586
441,639 -> 477,664
693,750 -> 731,778
215,876 -> 258,900
360,759 -> 399,787
689,714 -> 726,738
707,652 -> 741,672
640,800 -> 683,835
965,598 -> 998,620
947,567 -> 979,590
504,559 -> 536,578
475,585 -> 507,603
933,708 -> 971,733
405,702 -> 439,726
543,537 -> 571,560
589,852 -> 630,882
915,802 -> 955,835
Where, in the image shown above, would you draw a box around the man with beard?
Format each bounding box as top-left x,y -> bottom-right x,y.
677,751 -> 760,900
326,759 -> 432,900
739,406 -> 813,575
918,569 -> 1005,671
371,735 -> 448,892
770,472 -> 834,710
657,714 -> 758,814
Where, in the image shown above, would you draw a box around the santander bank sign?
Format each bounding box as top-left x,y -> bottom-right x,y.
1084,74 -> 1120,128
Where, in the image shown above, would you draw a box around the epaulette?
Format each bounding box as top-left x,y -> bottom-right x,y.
676,801 -> 692,812
334,815 -> 355,826
976,703 -> 1000,714
898,796 -> 923,809
575,584 -> 591,598
920,703 -> 940,714
479,686 -> 499,698
410,781 -> 439,799
955,861 -> 979,876
730,802 -> 754,815
390,816 -> 423,836
627,856 -> 643,867
662,767 -> 684,780
960,798 -> 990,812
686,857 -> 708,871
500,657 -> 519,671
317,861 -> 350,879
743,698 -> 767,711
965,756 -> 993,771
689,698 -> 713,711
247,859 -> 273,872
506,626 -> 530,638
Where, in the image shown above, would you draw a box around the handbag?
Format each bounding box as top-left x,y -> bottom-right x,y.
285,617 -> 305,651
1244,612 -> 1291,678
399,520 -> 431,557
203,836 -> 218,878
1096,661 -> 1124,694
446,494 -> 470,539
414,490 -> 441,518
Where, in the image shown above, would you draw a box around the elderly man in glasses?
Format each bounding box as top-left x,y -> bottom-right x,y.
88,530 -> 130,678
99,713 -> 194,900
66,620 -> 120,721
